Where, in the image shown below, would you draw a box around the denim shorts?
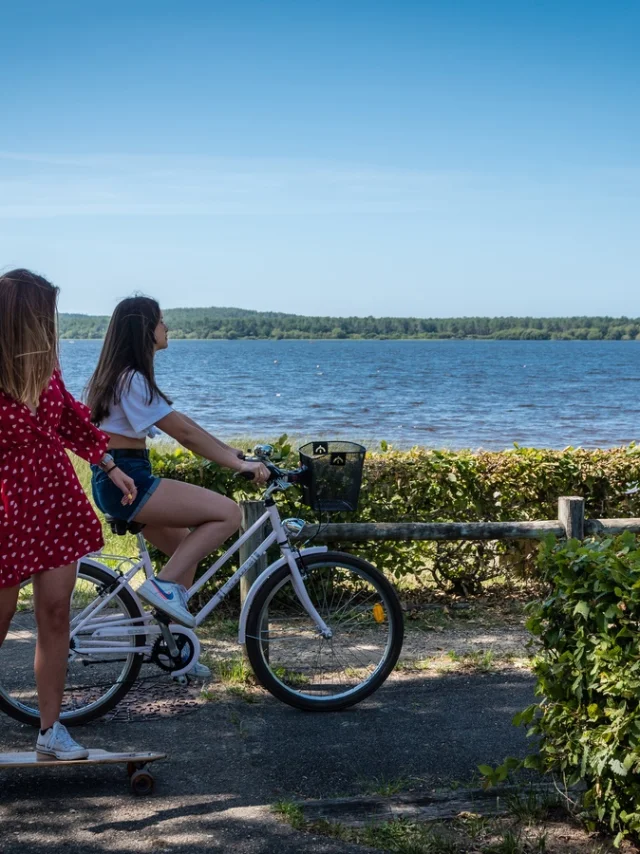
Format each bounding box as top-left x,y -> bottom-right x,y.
91,450 -> 161,522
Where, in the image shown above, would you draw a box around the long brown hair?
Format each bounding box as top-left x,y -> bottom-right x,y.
0,269 -> 59,406
86,296 -> 172,424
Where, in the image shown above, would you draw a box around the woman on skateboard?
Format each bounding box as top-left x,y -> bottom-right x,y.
85,296 -> 269,676
0,269 -> 137,760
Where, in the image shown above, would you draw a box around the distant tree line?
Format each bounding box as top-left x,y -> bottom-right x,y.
57,309 -> 640,341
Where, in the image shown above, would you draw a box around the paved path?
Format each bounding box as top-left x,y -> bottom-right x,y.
0,669 -> 535,853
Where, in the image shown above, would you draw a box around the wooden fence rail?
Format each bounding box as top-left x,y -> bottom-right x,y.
239,496 -> 640,548
237,495 -> 640,602
292,520 -> 565,542
287,498 -> 640,543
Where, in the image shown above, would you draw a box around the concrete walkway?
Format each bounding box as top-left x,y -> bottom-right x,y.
0,669 -> 535,853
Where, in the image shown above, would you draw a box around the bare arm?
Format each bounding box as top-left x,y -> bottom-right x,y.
155,410 -> 267,480
173,412 -> 242,458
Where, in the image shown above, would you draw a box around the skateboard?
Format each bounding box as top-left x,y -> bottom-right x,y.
0,749 -> 166,795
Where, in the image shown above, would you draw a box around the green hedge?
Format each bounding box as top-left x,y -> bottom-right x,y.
502,534 -> 640,847
147,441 -> 640,595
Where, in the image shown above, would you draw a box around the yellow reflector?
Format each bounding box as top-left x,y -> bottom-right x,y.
373,603 -> 385,623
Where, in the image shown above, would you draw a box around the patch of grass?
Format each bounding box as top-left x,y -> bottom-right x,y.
271,665 -> 310,688
358,776 -> 412,797
484,826 -> 548,854
505,789 -> 561,824
298,815 -> 607,854
199,617 -> 239,640
447,772 -> 483,791
395,657 -> 433,672
214,655 -> 255,686
272,800 -> 306,831
274,792 -> 622,853
307,817 -> 465,853
226,684 -> 259,703
199,687 -> 217,702
447,649 -> 496,672
200,655 -> 262,702
15,587 -> 34,611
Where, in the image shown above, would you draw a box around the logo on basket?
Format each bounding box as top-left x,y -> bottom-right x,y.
313,442 -> 328,455
330,453 -> 346,466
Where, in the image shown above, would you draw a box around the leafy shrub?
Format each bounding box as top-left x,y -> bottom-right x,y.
487,533 -> 640,847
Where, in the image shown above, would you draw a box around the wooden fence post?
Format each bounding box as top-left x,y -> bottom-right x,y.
239,500 -> 269,663
239,500 -> 268,604
558,496 -> 585,540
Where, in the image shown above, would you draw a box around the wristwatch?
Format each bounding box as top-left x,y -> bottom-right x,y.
98,453 -> 116,472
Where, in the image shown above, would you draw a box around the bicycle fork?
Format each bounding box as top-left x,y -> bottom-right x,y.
268,501 -> 333,639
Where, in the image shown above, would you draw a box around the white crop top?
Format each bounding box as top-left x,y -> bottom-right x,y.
99,371 -> 173,440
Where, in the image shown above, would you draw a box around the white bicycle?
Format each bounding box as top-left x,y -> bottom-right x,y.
0,442 -> 404,726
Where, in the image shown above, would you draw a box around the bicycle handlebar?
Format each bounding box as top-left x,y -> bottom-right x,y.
233,460 -> 307,487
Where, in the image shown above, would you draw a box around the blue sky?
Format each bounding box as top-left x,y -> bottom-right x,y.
1,0 -> 638,317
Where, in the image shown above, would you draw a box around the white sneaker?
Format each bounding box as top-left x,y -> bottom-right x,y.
188,660 -> 211,679
36,722 -> 89,761
137,578 -> 196,627
172,647 -> 211,681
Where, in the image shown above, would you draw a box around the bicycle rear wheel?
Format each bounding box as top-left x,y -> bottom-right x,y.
244,551 -> 403,711
0,562 -> 145,727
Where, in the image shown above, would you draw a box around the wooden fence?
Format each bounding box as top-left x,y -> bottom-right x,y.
237,496 -> 640,601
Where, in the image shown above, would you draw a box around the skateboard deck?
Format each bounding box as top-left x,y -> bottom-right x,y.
0,749 -> 166,795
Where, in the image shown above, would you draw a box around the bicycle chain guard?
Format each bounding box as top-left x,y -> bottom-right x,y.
150,627 -> 201,677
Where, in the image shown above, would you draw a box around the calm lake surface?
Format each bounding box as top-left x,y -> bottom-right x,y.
60,339 -> 640,450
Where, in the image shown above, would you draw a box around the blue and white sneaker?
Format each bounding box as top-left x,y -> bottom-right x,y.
36,722 -> 89,761
137,578 -> 196,628
188,660 -> 211,679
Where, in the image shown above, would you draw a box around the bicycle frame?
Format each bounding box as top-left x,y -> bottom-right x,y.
68,499 -> 330,664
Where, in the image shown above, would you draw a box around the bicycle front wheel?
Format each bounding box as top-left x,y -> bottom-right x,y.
245,551 -> 404,711
0,562 -> 145,727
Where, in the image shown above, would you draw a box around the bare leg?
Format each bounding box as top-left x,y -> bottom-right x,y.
0,584 -> 20,646
33,564 -> 77,731
134,480 -> 242,585
143,525 -> 197,588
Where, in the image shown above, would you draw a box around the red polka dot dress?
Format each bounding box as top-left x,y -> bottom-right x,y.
0,369 -> 110,589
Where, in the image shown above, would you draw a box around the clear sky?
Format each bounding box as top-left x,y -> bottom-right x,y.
1,0 -> 638,317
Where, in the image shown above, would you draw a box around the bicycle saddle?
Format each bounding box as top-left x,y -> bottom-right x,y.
104,515 -> 145,536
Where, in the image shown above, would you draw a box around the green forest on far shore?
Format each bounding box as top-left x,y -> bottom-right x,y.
58,308 -> 640,341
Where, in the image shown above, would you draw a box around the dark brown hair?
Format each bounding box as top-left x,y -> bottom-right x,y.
86,296 -> 172,424
0,269 -> 59,406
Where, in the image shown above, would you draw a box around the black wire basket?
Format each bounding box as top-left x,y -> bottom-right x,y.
298,441 -> 366,513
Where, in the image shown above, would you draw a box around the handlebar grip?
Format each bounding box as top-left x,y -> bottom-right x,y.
234,471 -> 256,481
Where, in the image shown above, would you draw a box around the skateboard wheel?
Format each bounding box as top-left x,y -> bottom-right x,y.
130,769 -> 155,796
126,761 -> 144,778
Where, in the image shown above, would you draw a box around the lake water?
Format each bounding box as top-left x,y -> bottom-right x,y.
59,339 -> 640,450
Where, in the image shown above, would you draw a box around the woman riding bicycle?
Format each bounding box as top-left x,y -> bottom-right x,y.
0,269 -> 137,759
85,296 -> 269,676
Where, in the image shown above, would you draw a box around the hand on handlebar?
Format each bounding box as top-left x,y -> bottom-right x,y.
238,460 -> 271,484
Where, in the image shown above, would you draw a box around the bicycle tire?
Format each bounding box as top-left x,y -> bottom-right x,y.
245,551 -> 404,711
0,562 -> 145,727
